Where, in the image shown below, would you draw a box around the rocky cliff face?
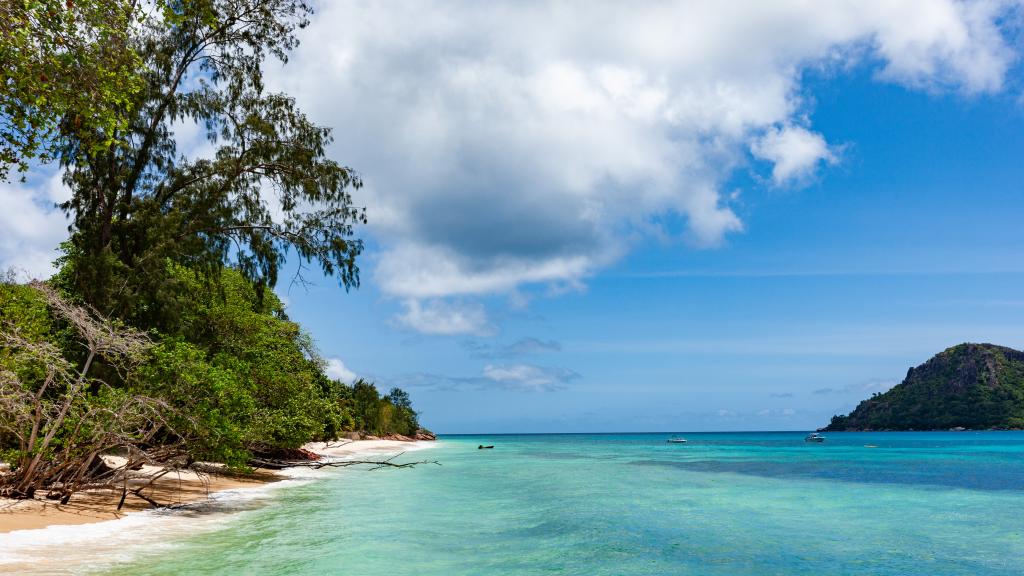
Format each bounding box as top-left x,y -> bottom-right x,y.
823,343 -> 1024,431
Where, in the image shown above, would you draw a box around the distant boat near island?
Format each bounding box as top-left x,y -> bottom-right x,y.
667,437 -> 688,443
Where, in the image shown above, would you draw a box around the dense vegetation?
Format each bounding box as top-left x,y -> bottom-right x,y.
0,0 -> 427,502
823,343 -> 1024,431
1,0 -> 145,180
0,268 -> 423,498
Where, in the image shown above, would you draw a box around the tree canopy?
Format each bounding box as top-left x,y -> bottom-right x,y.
1,0 -> 145,181
1,0 -> 430,504
54,0 -> 365,330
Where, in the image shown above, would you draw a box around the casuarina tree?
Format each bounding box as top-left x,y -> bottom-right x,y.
55,0 -> 365,331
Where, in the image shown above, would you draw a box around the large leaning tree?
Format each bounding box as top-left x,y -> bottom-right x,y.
54,0 -> 365,330
0,0 -> 146,181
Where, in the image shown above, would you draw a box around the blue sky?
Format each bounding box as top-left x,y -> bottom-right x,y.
281,62 -> 1024,433
3,1 -> 1024,432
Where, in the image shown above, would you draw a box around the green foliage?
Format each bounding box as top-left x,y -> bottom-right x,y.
56,0 -> 365,331
1,280 -> 168,499
0,0 -> 425,479
0,281 -> 50,454
386,388 -> 420,436
0,0 -> 146,180
320,379 -> 420,437
137,265 -> 344,462
824,343 -> 1024,431
349,379 -> 381,433
138,338 -> 252,465
3,267 -> 427,477
0,281 -> 51,345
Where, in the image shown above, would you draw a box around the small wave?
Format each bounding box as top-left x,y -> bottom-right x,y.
0,443 -> 440,574
0,475 -> 313,574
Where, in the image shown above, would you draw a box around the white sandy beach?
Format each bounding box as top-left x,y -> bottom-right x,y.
0,440 -> 434,535
305,439 -> 436,459
0,440 -> 436,574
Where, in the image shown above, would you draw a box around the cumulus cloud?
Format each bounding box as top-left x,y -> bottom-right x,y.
751,125 -> 837,185
393,299 -> 493,336
3,1 -> 1019,335
258,0 -> 1020,333
324,357 -> 358,383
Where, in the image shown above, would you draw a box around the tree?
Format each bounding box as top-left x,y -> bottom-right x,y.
55,0 -> 365,330
0,281 -> 181,501
139,265 -> 344,462
386,387 -> 419,435
0,0 -> 145,181
351,379 -> 380,433
386,388 -> 413,412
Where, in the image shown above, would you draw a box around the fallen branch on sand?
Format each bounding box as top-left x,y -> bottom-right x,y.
249,451 -> 440,471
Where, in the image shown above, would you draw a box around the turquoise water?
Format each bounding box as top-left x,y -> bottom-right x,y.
93,433 -> 1024,574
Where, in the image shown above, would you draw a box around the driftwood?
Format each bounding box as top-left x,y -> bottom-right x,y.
0,282 -> 439,508
249,451 -> 439,471
104,453 -> 440,510
319,439 -> 354,449
0,282 -> 190,502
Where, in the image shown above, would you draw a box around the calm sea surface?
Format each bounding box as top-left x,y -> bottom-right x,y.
10,432 -> 1024,575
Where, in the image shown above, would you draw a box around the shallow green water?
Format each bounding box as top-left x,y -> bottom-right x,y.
10,432 -> 1024,575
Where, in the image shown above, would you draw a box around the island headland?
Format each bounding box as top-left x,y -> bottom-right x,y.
823,343 -> 1024,431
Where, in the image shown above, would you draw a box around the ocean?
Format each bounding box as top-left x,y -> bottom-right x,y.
4,432 -> 1024,575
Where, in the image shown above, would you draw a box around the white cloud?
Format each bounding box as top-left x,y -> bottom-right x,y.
375,244 -> 597,299
261,0 -> 1019,334
813,378 -> 898,395
751,125 -> 837,185
868,0 -> 1016,93
0,171 -> 70,279
394,299 -> 493,336
388,362 -> 580,391
482,363 -> 581,391
324,357 -> 357,383
2,1 -> 1018,335
756,407 -> 797,417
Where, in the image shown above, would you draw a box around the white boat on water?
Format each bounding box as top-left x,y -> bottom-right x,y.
805,432 -> 825,443
667,437 -> 687,444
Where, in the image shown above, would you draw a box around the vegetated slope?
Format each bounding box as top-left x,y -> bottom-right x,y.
823,343 -> 1024,431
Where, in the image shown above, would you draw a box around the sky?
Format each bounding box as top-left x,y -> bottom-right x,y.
3,0 -> 1024,433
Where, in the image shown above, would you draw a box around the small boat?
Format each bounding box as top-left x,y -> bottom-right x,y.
805,432 -> 825,443
666,437 -> 687,444
478,445 -> 494,449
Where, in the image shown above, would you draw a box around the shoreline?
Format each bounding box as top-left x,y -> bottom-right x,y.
0,439 -> 434,535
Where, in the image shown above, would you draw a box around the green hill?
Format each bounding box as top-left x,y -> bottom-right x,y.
823,343 -> 1024,431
